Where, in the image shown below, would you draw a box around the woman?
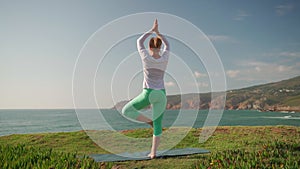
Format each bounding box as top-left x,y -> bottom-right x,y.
122,19 -> 170,159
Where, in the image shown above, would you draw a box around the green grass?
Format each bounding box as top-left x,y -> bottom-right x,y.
283,95 -> 300,106
1,126 -> 300,168
0,144 -> 100,169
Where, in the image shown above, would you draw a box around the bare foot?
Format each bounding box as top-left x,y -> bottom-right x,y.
147,153 -> 156,159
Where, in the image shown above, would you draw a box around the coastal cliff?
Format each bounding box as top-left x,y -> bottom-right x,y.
112,76 -> 300,112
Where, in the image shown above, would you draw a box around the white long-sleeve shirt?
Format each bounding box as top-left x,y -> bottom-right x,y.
137,30 -> 170,90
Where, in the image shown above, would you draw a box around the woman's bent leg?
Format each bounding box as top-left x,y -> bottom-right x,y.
122,89 -> 152,123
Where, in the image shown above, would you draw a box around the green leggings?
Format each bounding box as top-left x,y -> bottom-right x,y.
122,88 -> 167,136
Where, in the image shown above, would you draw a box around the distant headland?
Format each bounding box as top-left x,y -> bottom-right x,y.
113,76 -> 300,112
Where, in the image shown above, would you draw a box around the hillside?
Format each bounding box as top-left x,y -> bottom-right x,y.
225,76 -> 300,111
113,76 -> 300,112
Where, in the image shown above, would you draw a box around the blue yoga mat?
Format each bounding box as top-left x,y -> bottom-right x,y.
90,148 -> 210,162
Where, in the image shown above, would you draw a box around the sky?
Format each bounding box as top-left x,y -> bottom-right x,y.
1,0 -> 300,109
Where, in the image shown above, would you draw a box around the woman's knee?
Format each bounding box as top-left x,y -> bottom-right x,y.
121,104 -> 139,119
121,104 -> 131,117
121,106 -> 127,116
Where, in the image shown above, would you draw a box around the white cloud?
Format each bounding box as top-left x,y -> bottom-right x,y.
207,35 -> 237,43
197,82 -> 209,87
245,61 -> 293,73
208,35 -> 230,41
233,10 -> 250,21
276,4 -> 294,16
235,60 -> 299,82
247,61 -> 269,67
194,71 -> 207,78
279,51 -> 300,58
262,51 -> 300,58
226,70 -> 240,78
277,65 -> 293,72
187,81 -> 210,89
261,51 -> 300,64
255,66 -> 261,72
165,81 -> 175,87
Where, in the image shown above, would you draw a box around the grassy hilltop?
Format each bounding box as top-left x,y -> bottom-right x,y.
1,126 -> 300,168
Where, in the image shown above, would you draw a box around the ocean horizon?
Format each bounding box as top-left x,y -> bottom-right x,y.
0,109 -> 299,136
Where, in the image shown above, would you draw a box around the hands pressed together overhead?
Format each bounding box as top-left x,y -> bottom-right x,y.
151,19 -> 159,34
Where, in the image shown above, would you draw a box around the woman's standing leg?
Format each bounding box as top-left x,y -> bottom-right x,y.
148,90 -> 167,158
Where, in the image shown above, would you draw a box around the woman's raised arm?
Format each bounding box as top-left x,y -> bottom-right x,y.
153,19 -> 170,51
137,30 -> 152,52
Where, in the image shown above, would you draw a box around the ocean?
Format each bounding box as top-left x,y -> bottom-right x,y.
0,109 -> 299,136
